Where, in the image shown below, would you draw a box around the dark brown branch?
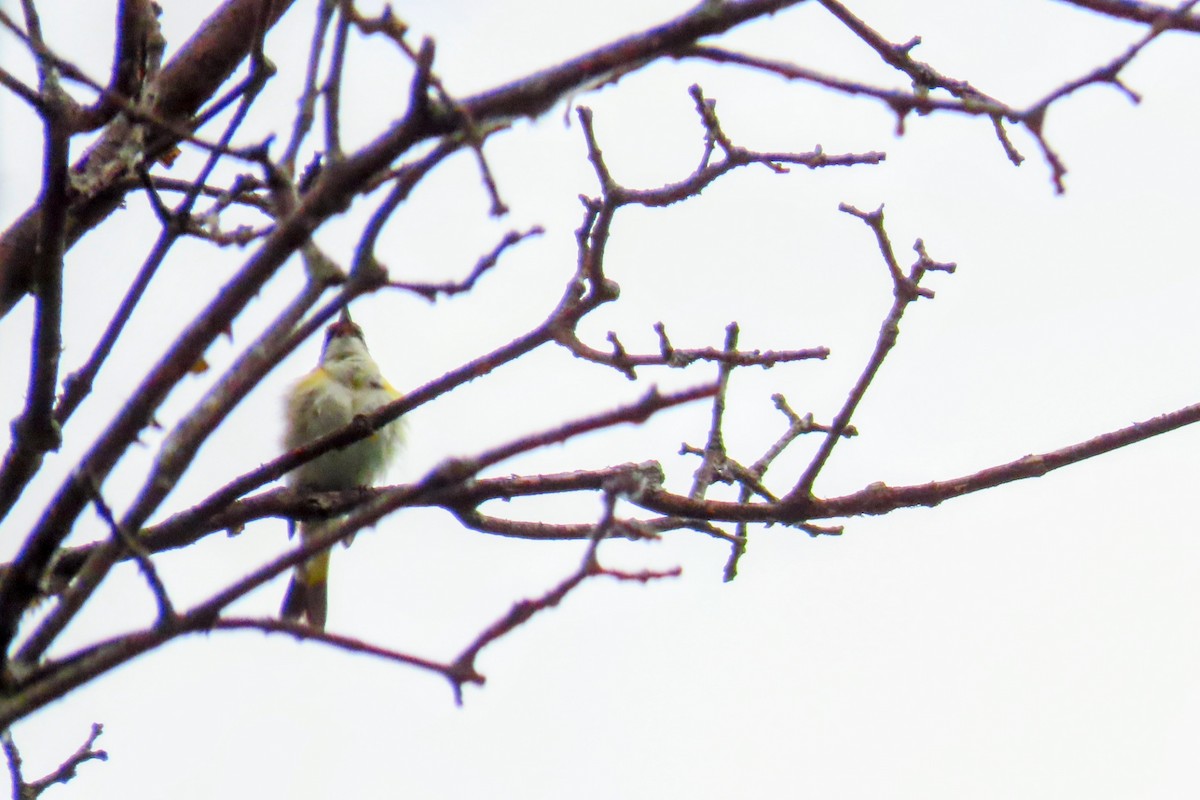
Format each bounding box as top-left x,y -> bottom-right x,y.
558,98 -> 866,378
28,2 -> 819,587
0,1 -> 1195,748
214,618 -> 481,694
194,387 -> 711,620
126,276 -> 329,512
813,400 -> 1200,518
686,41 -> 1023,176
32,463 -> 667,590
693,0 -> 1199,194
816,0 -> 1007,116
75,0 -> 163,130
1053,0 -> 1200,29
105,122 -> 457,595
454,509 -> 670,542
111,1 -> 160,100
684,45 -> 997,118
0,82 -> 71,523
21,389 -> 1200,604
447,491 -> 679,703
682,442 -> 780,502
0,64 -> 42,109
346,6 -> 509,215
1,723 -> 106,800
7,0 -> 798,631
816,0 -> 1062,185
1,729 -> 17,800
389,226 -> 545,301
87,484 -> 174,622
90,314 -> 551,570
279,0 -> 336,173
0,386 -> 711,722
18,1 -> 49,89
0,64 -> 395,665
724,393 -> 849,581
321,0 -> 352,160
688,323 -> 740,500
56,34 -> 278,432
492,385 -> 714,470
136,125 -> 703,545
12,37 -> 288,663
575,92 -> 884,209
1022,0 -> 1200,190
52,227 -> 172,427
564,321 -> 829,380
0,0 -> 299,318
787,206 -> 953,500
448,0 -> 805,126
636,399 -> 1200,524
26,725 -> 107,796
351,75 -> 451,277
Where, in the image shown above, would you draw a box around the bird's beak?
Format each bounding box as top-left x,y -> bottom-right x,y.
338,306 -> 354,325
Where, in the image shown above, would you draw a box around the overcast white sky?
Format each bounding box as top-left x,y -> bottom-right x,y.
3,1 -> 1200,798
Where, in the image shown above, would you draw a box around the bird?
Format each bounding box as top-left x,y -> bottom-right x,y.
279,307 -> 404,630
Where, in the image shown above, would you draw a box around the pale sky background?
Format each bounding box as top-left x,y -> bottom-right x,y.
2,1 -> 1200,798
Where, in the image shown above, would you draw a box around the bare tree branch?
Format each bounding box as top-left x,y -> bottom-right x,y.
447,489 -> 681,703
3,4 -> 1200,782
1,723 -> 106,800
1053,0 -> 1200,29
788,205 -> 954,500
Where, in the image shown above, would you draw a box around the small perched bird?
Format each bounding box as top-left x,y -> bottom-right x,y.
280,307 -> 404,630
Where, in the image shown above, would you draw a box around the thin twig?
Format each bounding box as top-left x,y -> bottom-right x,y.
281,0 -> 337,173
84,479 -> 174,623
1,724 -> 107,800
688,323 -> 739,500
216,617 -> 481,694
447,490 -> 680,702
389,227 -> 544,301
787,206 -> 953,501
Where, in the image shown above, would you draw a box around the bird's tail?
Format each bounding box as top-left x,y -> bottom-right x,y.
280,522 -> 332,631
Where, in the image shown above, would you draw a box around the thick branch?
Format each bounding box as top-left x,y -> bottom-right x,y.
25,394 -> 1200,595
0,97 -> 70,520
640,400 -> 1200,523
0,0 -> 298,317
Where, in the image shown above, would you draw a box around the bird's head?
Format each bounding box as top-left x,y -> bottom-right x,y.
320,307 -> 370,363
